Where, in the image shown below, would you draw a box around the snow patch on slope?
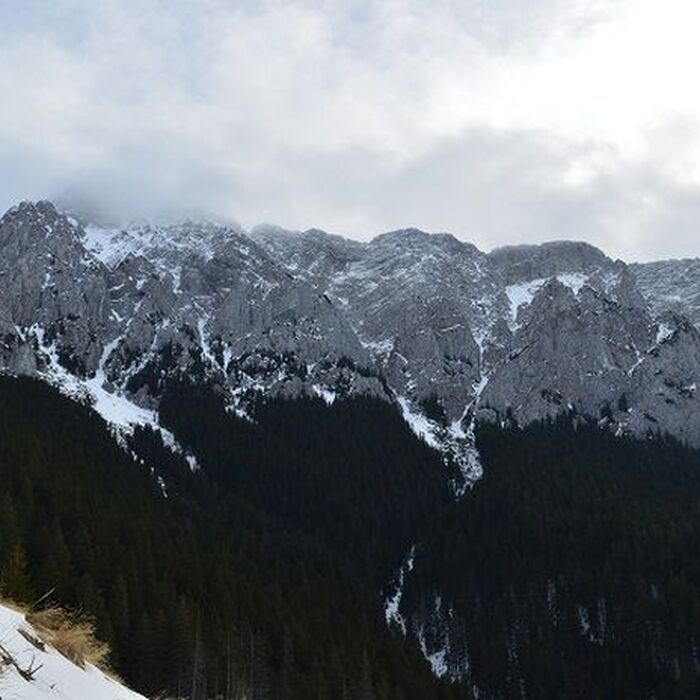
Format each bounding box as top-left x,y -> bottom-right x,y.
656,321 -> 675,344
82,224 -> 135,268
506,272 -> 588,329
0,602 -> 145,700
29,327 -> 199,469
385,546 -> 416,634
397,395 -> 483,496
397,396 -> 441,448
33,327 -> 158,433
312,384 -> 337,405
416,595 -> 454,680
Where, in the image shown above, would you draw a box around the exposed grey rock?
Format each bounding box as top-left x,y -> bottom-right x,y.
631,258 -> 700,324
489,240 -> 615,285
254,222 -> 700,452
624,313 -> 700,445
252,226 -> 508,423
0,202 -> 388,431
478,278 -> 650,425
3,198 -> 700,471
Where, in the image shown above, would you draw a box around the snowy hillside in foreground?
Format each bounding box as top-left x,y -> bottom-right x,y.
0,602 -> 146,700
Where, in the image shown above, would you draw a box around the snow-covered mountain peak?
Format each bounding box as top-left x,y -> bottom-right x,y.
371,227 -> 459,247
82,217 -> 251,268
4,199 -> 66,224
489,239 -> 614,285
0,200 -> 84,253
250,223 -> 365,283
632,257 -> 700,325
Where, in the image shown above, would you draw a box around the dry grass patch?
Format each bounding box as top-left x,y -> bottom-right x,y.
27,607 -> 110,670
0,597 -> 30,614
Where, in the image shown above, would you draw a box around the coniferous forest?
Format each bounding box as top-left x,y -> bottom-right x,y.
0,376 -> 460,699
403,419 -> 700,699
3,375 -> 700,698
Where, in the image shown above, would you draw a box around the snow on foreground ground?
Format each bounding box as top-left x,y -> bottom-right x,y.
0,602 -> 146,700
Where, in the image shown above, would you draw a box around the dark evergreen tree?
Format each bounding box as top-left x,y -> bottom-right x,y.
1,539 -> 33,603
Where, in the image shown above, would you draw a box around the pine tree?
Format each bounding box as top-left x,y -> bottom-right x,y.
1,539 -> 33,603
355,652 -> 376,700
251,631 -> 273,700
191,612 -> 206,700
278,627 -> 294,700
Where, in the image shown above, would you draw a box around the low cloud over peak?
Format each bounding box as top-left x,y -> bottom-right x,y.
1,0 -> 699,262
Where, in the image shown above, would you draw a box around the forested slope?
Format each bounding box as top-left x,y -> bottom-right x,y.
0,376 -> 461,700
401,419 -> 700,699
5,373 -> 700,699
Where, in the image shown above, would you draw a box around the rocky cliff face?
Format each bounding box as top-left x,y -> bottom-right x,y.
0,202 -> 387,433
631,258 -> 700,324
3,200 -> 700,484
253,225 -> 700,450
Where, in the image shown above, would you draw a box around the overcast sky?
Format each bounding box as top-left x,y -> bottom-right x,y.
2,0 -> 700,260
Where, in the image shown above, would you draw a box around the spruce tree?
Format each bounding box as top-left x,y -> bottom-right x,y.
1,539 -> 33,603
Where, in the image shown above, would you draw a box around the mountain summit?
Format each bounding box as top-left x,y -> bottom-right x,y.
2,200 -> 700,481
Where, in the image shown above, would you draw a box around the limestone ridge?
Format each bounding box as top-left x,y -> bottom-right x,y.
2,200 -> 700,487
0,202 -> 384,437
252,226 -> 700,450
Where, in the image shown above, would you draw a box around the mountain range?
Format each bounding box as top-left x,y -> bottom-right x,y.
5,199 -> 700,698
2,199 -> 700,484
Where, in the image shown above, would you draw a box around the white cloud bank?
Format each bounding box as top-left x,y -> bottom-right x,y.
1,0 -> 700,260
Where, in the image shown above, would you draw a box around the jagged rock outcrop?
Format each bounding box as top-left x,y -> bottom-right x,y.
489,240 -> 615,285
252,226 -> 509,422
253,224 -> 700,450
3,199 -> 700,468
0,202 -> 388,427
631,258 -> 700,324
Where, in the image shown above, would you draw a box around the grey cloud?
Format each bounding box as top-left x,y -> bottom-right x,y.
254,128 -> 700,262
0,0 -> 698,263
